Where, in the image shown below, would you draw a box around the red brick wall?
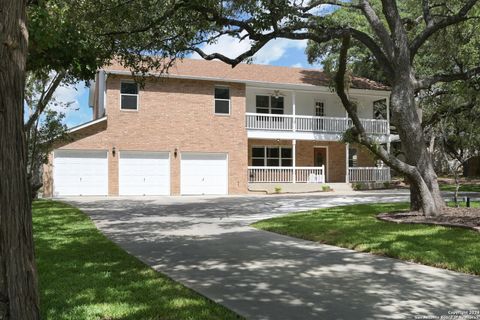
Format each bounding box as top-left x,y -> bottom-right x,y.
44,76 -> 248,196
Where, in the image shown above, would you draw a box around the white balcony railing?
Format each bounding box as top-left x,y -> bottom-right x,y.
248,166 -> 325,183
245,113 -> 293,131
246,113 -> 389,135
348,167 -> 391,182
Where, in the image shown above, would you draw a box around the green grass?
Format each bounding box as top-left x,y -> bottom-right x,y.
439,183 -> 480,192
33,200 -> 241,320
252,202 -> 480,275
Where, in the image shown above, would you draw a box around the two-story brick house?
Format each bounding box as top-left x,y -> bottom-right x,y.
43,59 -> 391,196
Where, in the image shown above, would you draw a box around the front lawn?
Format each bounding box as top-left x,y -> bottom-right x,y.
252,203 -> 480,275
33,200 -> 241,320
439,183 -> 480,193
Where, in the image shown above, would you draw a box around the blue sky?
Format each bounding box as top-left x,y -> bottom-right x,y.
61,38 -> 318,128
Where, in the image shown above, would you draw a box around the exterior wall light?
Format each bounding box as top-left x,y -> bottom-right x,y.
174,148 -> 178,158
112,146 -> 116,157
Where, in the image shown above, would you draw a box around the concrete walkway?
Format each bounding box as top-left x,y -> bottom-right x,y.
65,191 -> 480,320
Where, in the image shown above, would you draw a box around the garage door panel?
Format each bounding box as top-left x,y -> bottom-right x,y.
53,150 -> 108,196
181,153 -> 228,195
119,151 -> 170,196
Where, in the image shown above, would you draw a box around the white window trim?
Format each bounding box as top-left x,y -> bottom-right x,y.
255,95 -> 285,114
214,86 -> 231,116
120,80 -> 139,111
251,145 -> 293,167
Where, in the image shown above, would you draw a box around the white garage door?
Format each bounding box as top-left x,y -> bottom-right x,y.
53,150 -> 108,196
181,153 -> 228,195
119,151 -> 170,195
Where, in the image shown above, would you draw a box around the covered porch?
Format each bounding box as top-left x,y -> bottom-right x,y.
247,139 -> 391,184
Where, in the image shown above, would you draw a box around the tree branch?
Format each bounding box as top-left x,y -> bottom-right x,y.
410,0 -> 479,58
334,34 -> 422,182
24,71 -> 67,132
421,0 -> 433,27
415,66 -> 480,90
358,0 -> 394,60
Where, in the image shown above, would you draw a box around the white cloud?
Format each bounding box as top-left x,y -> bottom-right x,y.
291,62 -> 303,68
192,32 -> 307,65
50,81 -> 86,115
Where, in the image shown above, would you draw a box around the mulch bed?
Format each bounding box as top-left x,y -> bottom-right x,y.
377,207 -> 480,232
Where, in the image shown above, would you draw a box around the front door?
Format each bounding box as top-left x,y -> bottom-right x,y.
314,147 -> 327,182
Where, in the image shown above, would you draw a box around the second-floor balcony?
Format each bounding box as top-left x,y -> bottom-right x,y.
245,113 -> 389,137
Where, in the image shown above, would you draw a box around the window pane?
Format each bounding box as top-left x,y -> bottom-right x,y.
281,148 -> 292,158
267,158 -> 279,166
252,158 -> 265,166
256,108 -> 269,114
121,95 -> 138,110
271,108 -> 284,114
267,147 -> 279,158
215,100 -> 230,114
252,147 -> 265,158
315,101 -> 325,117
349,148 -> 358,167
121,82 -> 138,94
271,96 -> 284,110
373,98 -> 387,119
215,87 -> 230,99
281,159 -> 292,167
256,96 -> 269,109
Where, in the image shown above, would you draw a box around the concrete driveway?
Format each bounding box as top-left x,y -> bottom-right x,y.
65,191 -> 480,320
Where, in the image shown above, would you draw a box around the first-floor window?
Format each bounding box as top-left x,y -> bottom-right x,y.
251,146 -> 292,167
348,148 -> 358,167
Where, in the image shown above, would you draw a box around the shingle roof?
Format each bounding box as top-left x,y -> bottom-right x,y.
105,58 -> 389,91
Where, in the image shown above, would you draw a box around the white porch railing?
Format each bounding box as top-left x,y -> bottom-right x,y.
245,113 -> 293,131
246,113 -> 389,135
348,167 -> 391,182
295,115 -> 349,133
248,166 -> 325,183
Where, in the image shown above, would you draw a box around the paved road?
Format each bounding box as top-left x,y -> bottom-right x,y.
65,191 -> 480,320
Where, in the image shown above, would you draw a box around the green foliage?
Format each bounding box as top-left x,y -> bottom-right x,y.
253,202 -> 480,275
33,200 -> 241,320
274,186 -> 282,193
321,185 -> 331,192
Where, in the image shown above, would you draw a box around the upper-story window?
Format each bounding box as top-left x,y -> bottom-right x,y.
214,87 -> 230,114
256,95 -> 284,114
373,98 -> 387,120
315,101 -> 325,117
120,81 -> 139,110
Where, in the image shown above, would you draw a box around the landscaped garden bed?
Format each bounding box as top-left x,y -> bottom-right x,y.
377,206 -> 480,232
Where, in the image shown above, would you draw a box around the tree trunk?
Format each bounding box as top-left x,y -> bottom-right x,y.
389,74 -> 445,216
0,0 -> 40,319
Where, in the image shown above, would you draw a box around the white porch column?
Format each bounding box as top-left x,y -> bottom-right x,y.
292,139 -> 296,183
292,91 -> 296,132
345,143 -> 349,183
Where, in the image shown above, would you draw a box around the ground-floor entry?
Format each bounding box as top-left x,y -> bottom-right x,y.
119,151 -> 170,195
53,150 -> 108,196
180,153 -> 228,195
